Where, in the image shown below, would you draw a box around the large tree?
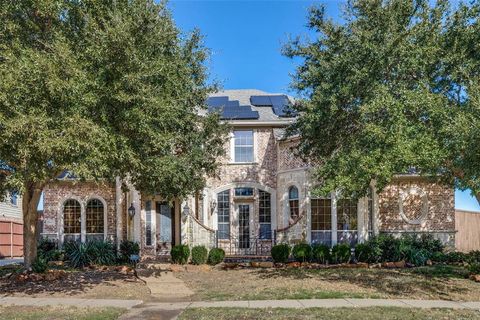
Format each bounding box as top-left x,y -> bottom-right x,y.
0,0 -> 227,268
284,0 -> 480,201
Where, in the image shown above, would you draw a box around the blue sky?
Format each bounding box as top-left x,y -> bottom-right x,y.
168,0 -> 480,212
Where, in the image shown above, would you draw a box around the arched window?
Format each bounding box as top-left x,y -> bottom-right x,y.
217,190 -> 230,239
64,199 -> 81,234
86,199 -> 104,234
288,186 -> 299,218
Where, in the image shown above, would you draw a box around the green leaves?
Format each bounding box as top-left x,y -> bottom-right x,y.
0,0 -> 227,200
285,0 -> 480,199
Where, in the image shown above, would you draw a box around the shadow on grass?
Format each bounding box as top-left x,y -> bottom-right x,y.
251,265 -> 472,299
0,269 -> 139,297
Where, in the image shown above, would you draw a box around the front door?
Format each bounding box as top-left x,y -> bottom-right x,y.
238,204 -> 251,249
156,202 -> 175,245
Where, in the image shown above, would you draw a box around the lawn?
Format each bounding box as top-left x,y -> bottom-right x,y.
0,305 -> 125,320
0,267 -> 150,301
175,265 -> 480,301
178,307 -> 480,320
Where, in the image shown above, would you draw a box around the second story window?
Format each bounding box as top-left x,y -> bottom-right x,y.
9,191 -> 18,206
288,186 -> 299,218
233,130 -> 254,163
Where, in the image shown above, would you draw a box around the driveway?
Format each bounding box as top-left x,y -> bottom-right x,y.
0,258 -> 23,267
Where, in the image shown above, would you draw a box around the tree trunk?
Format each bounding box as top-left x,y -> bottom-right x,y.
22,183 -> 43,270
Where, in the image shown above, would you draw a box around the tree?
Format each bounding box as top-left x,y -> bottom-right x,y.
0,0 -> 227,268
284,0 -> 480,201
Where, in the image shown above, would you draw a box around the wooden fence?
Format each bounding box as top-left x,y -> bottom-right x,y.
456,209 -> 480,252
0,218 -> 23,258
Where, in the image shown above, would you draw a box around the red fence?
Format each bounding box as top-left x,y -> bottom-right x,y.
0,219 -> 23,258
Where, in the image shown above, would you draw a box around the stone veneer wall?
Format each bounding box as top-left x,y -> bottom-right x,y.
206,128 -> 278,191
42,181 -> 118,243
377,177 -> 455,246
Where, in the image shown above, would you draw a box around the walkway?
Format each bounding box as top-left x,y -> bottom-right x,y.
0,258 -> 23,267
1,297 -> 480,310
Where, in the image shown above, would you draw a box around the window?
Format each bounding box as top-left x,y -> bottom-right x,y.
86,199 -> 104,234
311,198 -> 331,231
64,199 -> 81,234
9,191 -> 17,206
217,190 -> 230,239
337,198 -> 358,246
311,198 -> 332,246
337,199 -> 358,231
235,187 -> 254,197
233,130 -> 254,163
367,187 -> 374,233
288,186 -> 299,218
259,190 -> 271,239
145,200 -> 153,246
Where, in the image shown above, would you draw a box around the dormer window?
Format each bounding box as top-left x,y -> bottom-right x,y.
233,130 -> 254,163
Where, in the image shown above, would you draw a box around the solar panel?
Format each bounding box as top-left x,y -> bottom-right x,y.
221,106 -> 259,120
250,94 -> 296,117
250,95 -> 272,106
206,96 -> 229,108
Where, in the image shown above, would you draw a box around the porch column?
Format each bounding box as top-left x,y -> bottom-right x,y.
331,191 -> 337,245
115,177 -> 123,249
357,198 -> 366,243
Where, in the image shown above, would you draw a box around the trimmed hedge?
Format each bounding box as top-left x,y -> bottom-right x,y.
191,246 -> 208,265
292,243 -> 312,262
271,243 -> 290,263
171,245 -> 190,264
332,243 -> 351,264
207,248 -> 225,265
312,244 -> 331,264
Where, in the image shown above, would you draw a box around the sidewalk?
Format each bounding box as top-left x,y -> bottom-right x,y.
1,297 -> 480,310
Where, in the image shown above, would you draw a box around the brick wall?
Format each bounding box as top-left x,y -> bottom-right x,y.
42,181 -> 117,243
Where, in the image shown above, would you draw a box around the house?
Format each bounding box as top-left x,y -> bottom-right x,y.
41,89 -> 456,258
0,192 -> 23,258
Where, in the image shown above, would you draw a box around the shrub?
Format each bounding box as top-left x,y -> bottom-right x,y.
445,251 -> 468,264
119,240 -> 140,262
467,250 -> 480,264
469,263 -> 480,275
332,243 -> 351,264
417,234 -> 444,253
355,243 -> 371,263
171,245 -> 190,264
32,256 -> 48,273
37,238 -> 59,261
89,240 -> 117,265
191,246 -> 208,265
377,234 -> 402,262
64,241 -> 94,268
271,244 -> 290,263
403,247 -> 430,266
207,248 -> 225,265
431,251 -> 447,263
292,243 -> 312,262
312,244 -> 330,264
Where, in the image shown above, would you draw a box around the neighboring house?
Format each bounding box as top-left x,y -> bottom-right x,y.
455,209 -> 480,252
41,89 -> 456,258
0,192 -> 23,258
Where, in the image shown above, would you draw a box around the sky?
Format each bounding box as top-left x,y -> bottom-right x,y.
168,0 -> 480,212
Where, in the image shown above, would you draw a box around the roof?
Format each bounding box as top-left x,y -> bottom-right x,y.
207,89 -> 296,123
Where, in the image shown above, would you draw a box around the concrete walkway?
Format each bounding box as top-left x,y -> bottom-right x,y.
2,297 -> 480,310
0,258 -> 23,267
136,267 -> 194,301
0,297 -> 142,309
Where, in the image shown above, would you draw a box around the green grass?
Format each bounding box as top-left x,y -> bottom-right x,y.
0,306 -> 125,320
178,307 -> 480,320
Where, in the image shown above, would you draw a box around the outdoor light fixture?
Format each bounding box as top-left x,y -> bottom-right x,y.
210,199 -> 217,214
128,203 -> 135,219
183,204 -> 190,217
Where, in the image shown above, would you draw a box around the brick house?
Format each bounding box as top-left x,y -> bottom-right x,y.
41,89 -> 456,258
